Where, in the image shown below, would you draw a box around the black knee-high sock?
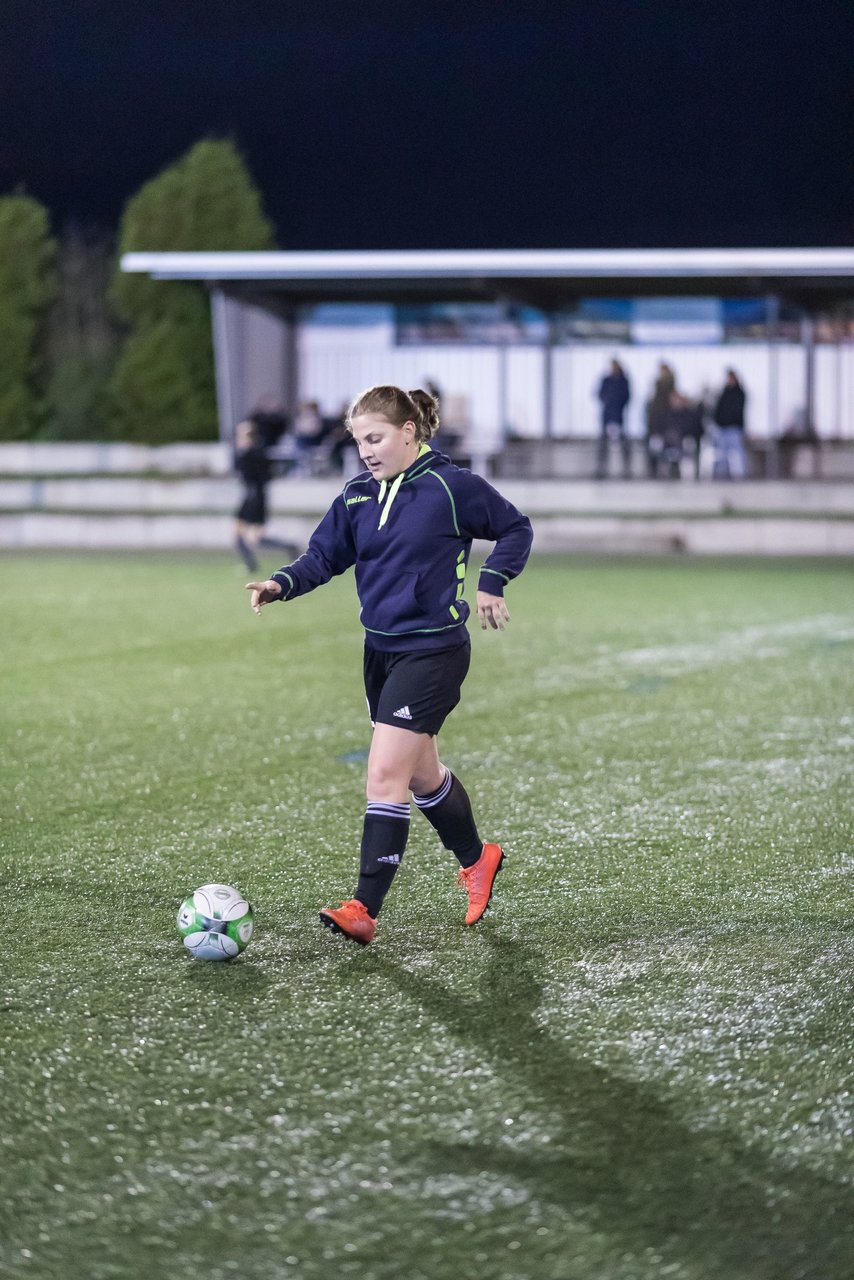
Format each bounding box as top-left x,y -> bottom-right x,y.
354,801 -> 410,917
235,535 -> 258,572
258,534 -> 299,556
412,769 -> 482,867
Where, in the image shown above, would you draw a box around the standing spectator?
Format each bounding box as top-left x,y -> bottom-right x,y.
595,359 -> 632,479
660,391 -> 696,480
712,369 -> 748,479
645,362 -> 676,477
681,391 -> 707,481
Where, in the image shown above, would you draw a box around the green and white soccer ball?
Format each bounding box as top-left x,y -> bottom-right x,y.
177,883 -> 254,961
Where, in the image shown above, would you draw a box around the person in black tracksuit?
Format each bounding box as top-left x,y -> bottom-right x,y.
247,385 -> 533,945
233,419 -> 294,572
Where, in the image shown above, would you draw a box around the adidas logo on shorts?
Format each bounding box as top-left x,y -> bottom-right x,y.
393,705 -> 413,720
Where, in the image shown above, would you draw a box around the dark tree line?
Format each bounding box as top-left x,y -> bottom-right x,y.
0,138 -> 275,443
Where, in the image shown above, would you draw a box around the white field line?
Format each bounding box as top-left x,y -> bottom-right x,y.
535,614 -> 854,689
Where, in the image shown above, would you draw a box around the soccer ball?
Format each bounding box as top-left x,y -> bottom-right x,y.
176,883 -> 254,961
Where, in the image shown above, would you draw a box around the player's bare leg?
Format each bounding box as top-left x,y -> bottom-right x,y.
321,724 -> 427,943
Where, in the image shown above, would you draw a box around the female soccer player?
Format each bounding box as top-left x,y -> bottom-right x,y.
246,385 -> 533,945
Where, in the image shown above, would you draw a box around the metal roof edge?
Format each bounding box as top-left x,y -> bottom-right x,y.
121,247 -> 854,281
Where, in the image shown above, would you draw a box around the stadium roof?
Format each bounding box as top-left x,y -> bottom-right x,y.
121,248 -> 854,308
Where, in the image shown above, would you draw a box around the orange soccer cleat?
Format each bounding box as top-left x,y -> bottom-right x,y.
319,898 -> 377,946
457,843 -> 505,925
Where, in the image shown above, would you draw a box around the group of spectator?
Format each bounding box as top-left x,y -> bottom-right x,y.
235,361 -> 751,551
239,394 -> 353,478
596,360 -> 748,480
237,380 -> 454,482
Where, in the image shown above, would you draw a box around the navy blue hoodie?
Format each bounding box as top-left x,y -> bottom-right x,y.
271,447 -> 533,652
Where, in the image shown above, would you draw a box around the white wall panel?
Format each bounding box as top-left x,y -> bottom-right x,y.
293,319 -> 854,441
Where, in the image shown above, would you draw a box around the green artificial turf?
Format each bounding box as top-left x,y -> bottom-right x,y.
2,551 -> 853,1280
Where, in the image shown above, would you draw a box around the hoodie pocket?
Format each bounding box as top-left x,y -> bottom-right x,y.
397,572 -> 425,624
369,571 -> 423,630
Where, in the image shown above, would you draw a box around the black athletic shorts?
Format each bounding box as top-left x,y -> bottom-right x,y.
236,486 -> 266,525
363,641 -> 471,736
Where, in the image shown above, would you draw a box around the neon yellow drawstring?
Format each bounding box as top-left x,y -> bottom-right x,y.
376,444 -> 431,530
377,472 -> 404,529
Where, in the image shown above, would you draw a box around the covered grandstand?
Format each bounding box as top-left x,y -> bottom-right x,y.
120,248 -> 854,473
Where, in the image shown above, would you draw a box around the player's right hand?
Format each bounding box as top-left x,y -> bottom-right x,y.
246,579 -> 283,615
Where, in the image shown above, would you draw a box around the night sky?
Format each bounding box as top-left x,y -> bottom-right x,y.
1,0 -> 852,249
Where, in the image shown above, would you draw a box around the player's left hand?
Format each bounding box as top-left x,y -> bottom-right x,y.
476,590 -> 510,631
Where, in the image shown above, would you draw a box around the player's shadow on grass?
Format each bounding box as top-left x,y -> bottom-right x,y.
369,932 -> 854,1280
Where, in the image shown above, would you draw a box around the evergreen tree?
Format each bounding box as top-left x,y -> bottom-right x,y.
43,222 -> 120,440
110,138 -> 275,443
0,194 -> 57,439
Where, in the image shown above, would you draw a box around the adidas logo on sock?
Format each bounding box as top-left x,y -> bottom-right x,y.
392,705 -> 413,720
377,854 -> 401,864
